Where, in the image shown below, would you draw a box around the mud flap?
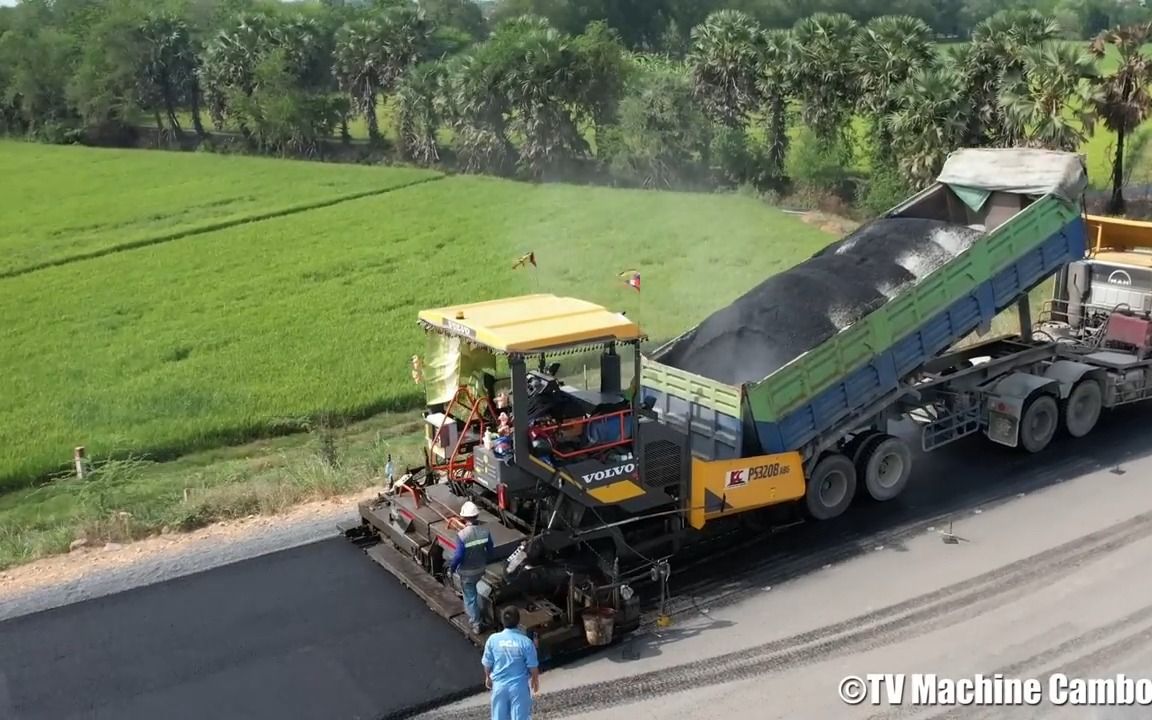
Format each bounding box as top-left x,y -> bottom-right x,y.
981,372 -> 1060,448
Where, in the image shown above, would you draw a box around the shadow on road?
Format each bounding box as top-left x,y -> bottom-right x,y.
610,615 -> 737,665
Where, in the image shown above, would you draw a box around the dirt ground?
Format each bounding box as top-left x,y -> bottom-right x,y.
798,210 -> 862,236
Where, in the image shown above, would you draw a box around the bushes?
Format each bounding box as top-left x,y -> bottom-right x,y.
598,63 -> 712,189
786,127 -> 856,206
710,126 -> 767,187
599,61 -> 789,191
860,163 -> 912,216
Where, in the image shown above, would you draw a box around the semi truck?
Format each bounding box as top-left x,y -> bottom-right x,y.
343,148 -> 1152,658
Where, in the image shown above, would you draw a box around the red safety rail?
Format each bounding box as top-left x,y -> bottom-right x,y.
533,409 -> 634,460
429,385 -> 496,483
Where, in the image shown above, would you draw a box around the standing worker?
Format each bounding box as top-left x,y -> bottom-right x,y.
449,501 -> 493,634
483,606 -> 540,720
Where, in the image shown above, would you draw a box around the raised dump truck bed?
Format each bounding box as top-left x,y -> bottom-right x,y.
641,149 -> 1087,464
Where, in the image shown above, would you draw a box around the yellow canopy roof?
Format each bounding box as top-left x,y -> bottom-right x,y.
418,294 -> 643,353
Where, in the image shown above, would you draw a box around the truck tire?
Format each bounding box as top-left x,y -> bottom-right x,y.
845,430 -> 883,469
805,454 -> 857,521
1062,379 -> 1103,438
859,435 -> 912,502
1019,393 -> 1059,454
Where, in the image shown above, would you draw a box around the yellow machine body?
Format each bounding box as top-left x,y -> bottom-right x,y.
688,451 -> 806,530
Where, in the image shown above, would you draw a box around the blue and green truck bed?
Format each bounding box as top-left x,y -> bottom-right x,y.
639,148 -> 1089,466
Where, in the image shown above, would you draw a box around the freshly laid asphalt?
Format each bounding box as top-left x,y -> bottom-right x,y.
0,538 -> 480,720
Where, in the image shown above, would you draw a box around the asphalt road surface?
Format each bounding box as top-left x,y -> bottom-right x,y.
0,538 -> 480,720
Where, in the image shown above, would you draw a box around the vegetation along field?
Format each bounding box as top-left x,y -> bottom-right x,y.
0,142 -> 833,496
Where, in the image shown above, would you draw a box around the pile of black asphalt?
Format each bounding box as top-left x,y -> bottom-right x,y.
655,217 -> 986,386
0,538 -> 481,720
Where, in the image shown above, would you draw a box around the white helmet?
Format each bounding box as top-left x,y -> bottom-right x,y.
460,501 -> 481,519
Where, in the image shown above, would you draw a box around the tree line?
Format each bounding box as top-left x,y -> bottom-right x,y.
3,0 -> 1152,214
488,0 -> 1152,50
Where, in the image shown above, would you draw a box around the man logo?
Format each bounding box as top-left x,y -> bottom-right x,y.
725,468 -> 748,489
1108,269 -> 1133,286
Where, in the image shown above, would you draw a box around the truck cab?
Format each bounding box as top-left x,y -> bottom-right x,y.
1056,214 -> 1152,329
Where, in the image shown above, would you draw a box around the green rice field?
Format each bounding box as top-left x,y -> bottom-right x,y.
0,142 -> 439,277
0,142 -> 833,489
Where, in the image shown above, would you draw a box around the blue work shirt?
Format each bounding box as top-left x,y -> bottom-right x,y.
482,628 -> 538,686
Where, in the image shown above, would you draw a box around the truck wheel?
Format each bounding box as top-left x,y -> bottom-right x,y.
1063,379 -> 1103,438
1019,394 -> 1059,453
859,435 -> 912,502
805,454 -> 857,521
845,431 -> 883,469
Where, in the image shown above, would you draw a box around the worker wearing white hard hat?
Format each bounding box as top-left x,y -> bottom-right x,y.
449,500 -> 493,634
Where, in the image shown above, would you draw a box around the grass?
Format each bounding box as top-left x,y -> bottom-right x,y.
0,141 -> 440,277
954,277 -> 1057,349
0,168 -> 834,492
0,411 -> 426,571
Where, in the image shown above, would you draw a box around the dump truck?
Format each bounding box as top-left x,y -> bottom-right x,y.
344,148 -> 1152,658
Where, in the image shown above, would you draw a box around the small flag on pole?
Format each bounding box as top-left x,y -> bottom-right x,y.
512,252 -> 536,269
619,270 -> 641,292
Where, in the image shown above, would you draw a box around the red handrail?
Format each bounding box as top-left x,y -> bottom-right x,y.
429,384 -> 495,482
534,409 -> 633,460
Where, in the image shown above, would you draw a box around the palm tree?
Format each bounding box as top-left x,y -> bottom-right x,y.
961,9 -> 1062,147
394,61 -> 446,165
1090,22 -> 1152,215
887,63 -> 970,186
137,12 -> 202,138
758,28 -> 794,180
1000,43 -> 1099,152
854,15 -> 934,163
333,7 -> 430,144
199,13 -> 277,134
333,19 -> 387,142
499,17 -> 589,178
376,7 -> 432,91
687,9 -> 764,129
442,48 -> 513,174
273,14 -> 333,92
792,12 -> 860,145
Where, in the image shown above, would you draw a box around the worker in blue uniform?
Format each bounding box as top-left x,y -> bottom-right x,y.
482,606 -> 540,720
449,501 -> 493,634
